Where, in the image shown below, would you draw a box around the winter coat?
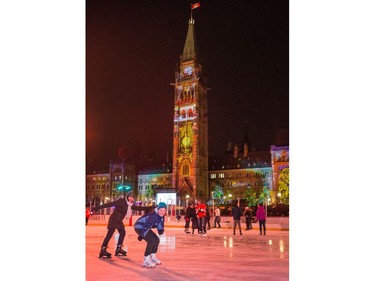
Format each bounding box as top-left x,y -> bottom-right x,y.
244,209 -> 252,219
206,208 -> 211,219
196,203 -> 206,218
134,210 -> 165,238
256,205 -> 266,220
186,207 -> 198,229
185,206 -> 195,219
93,198 -> 148,229
232,205 -> 242,220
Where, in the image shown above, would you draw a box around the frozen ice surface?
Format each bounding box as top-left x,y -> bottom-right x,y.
86,226 -> 289,281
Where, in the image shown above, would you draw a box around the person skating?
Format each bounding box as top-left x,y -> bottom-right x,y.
92,192 -> 151,258
213,206 -> 221,228
205,205 -> 212,230
190,203 -> 199,234
244,206 -> 253,230
184,202 -> 195,233
256,202 -> 266,235
196,200 -> 207,235
232,201 -> 243,235
134,202 -> 167,268
86,206 -> 91,225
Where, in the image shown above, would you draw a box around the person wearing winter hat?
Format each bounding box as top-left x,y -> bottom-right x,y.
92,191 -> 151,259
134,202 -> 167,268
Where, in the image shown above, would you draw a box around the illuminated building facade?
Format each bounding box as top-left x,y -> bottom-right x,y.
270,145 -> 289,201
86,161 -> 135,212
208,150 -> 272,203
137,162 -> 173,204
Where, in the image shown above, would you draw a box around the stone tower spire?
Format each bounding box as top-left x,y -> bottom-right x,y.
172,15 -> 208,200
181,18 -> 198,62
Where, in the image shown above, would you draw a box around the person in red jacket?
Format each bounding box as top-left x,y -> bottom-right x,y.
86,207 -> 91,225
195,200 -> 207,235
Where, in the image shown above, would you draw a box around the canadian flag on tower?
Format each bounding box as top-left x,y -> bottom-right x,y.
191,2 -> 200,10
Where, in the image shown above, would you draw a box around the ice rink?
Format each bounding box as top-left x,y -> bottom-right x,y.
86,225 -> 289,281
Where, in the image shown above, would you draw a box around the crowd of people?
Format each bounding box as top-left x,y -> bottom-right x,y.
182,200 -> 266,236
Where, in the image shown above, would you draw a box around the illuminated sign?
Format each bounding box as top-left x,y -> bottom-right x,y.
156,193 -> 176,205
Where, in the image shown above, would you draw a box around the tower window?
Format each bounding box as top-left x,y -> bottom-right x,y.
188,108 -> 194,118
182,164 -> 190,176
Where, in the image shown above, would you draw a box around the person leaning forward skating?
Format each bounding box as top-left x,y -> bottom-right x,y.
92,192 -> 152,258
134,202 -> 167,268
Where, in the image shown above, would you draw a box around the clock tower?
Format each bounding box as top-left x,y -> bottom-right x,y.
172,17 -> 209,200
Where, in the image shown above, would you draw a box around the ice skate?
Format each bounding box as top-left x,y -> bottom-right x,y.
115,244 -> 127,256
143,255 -> 156,268
184,228 -> 191,234
150,253 -> 161,265
99,246 -> 112,259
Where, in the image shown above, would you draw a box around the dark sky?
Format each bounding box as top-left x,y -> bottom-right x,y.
86,0 -> 289,171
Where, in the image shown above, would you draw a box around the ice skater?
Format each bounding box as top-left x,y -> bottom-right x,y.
213,206 -> 221,228
244,206 -> 253,230
92,192 -> 151,258
196,200 -> 207,235
184,202 -> 195,233
134,202 -> 167,268
232,201 -> 243,235
86,206 -> 91,225
256,202 -> 266,235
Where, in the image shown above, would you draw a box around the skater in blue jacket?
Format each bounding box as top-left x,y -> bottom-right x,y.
134,202 -> 167,268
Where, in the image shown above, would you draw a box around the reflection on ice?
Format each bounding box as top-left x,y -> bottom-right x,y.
279,239 -> 284,252
223,236 -> 233,248
159,234 -> 176,252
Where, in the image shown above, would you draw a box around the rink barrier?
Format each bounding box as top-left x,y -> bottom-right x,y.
88,215 -> 289,230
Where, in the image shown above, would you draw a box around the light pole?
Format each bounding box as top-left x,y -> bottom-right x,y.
185,195 -> 190,208
266,197 -> 271,217
178,197 -> 180,216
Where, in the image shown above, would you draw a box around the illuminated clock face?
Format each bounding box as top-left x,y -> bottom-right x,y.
183,66 -> 193,76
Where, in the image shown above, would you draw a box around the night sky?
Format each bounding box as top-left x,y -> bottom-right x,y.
86,0 -> 289,171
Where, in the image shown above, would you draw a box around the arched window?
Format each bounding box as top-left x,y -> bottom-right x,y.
182,163 -> 190,176
188,108 -> 194,118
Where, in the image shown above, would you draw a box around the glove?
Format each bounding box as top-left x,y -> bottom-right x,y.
158,229 -> 164,235
137,236 -> 143,241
